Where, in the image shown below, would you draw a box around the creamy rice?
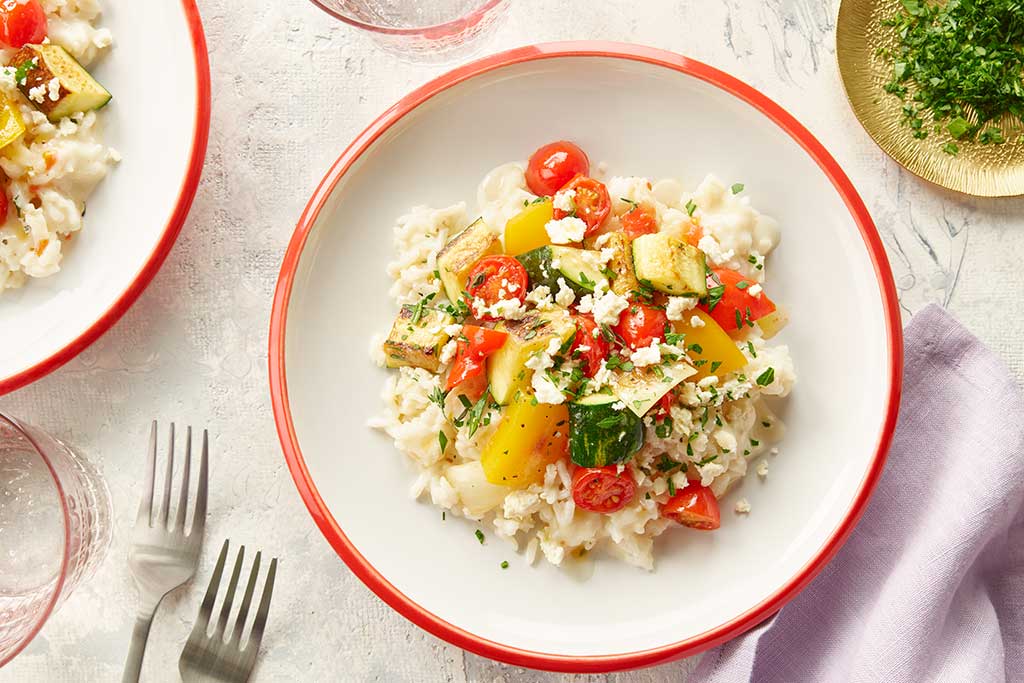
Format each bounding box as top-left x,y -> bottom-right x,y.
0,0 -> 117,293
371,162 -> 796,570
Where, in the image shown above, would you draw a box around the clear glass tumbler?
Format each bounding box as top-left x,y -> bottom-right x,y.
308,0 -> 510,62
0,412 -> 112,667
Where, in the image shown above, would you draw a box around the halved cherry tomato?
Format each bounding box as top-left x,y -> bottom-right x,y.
614,301 -> 669,350
700,268 -> 776,333
652,391 -> 675,419
553,175 -> 610,236
444,325 -> 507,392
683,222 -> 703,247
620,204 -> 658,241
0,189 -> 8,225
572,466 -> 636,514
464,255 -> 528,321
661,481 -> 721,530
525,141 -> 590,196
569,314 -> 609,378
0,0 -> 46,48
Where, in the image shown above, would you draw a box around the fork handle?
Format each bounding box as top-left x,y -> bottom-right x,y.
122,604 -> 158,683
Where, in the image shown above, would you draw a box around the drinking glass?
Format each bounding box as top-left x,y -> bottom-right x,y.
0,412 -> 112,667
308,0 -> 510,62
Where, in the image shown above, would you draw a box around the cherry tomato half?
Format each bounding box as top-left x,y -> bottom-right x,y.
614,301 -> 669,351
553,175 -> 610,236
444,325 -> 507,393
464,255 -> 528,321
0,0 -> 46,48
525,140 -> 590,197
0,189 -> 8,225
569,314 -> 609,378
620,204 -> 659,241
700,268 -> 776,333
572,466 -> 636,514
661,481 -> 721,530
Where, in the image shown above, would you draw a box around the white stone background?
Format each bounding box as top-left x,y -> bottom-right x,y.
3,0 -> 1023,681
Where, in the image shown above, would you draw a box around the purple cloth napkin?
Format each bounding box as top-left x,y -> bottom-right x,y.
696,304 -> 1024,683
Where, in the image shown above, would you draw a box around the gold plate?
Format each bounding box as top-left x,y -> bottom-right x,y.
836,0 -> 1024,197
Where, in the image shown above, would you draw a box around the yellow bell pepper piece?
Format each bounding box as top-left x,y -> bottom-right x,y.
0,95 -> 25,151
674,309 -> 747,381
504,199 -> 553,255
481,392 -> 569,487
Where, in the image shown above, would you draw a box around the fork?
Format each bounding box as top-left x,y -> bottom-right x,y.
122,422 -> 208,683
179,539 -> 278,683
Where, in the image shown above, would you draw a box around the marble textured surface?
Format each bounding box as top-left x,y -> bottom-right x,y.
2,0 -> 1023,681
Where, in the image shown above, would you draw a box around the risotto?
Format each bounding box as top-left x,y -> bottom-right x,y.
0,0 -> 116,293
371,140 -> 795,570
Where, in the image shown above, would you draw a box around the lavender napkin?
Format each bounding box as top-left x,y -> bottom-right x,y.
696,304 -> 1024,683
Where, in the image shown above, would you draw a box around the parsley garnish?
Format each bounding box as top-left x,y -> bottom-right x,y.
688,343 -> 703,354
501,560 -> 509,569
756,367 -> 775,386
409,292 -> 436,324
438,430 -> 448,453
710,361 -> 722,373
685,199 -> 697,217
747,341 -> 757,358
734,309 -> 743,330
13,59 -> 35,86
735,280 -> 750,290
475,529 -> 485,544
667,477 -> 677,496
578,271 -> 597,291
655,419 -> 673,439
705,285 -> 726,312
731,183 -> 744,194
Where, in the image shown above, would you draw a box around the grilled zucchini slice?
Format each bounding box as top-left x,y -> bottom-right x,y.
631,232 -> 707,296
382,304 -> 454,373
11,44 -> 111,122
487,310 -> 575,405
435,218 -> 501,304
604,231 -> 641,297
515,245 -> 606,296
568,393 -> 645,467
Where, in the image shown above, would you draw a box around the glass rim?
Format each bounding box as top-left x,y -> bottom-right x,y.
307,0 -> 505,36
0,411 -> 72,668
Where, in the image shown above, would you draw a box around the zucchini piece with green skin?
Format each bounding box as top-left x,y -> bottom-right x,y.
382,304 -> 454,373
631,232 -> 707,296
516,245 -> 607,296
568,393 -> 645,467
11,44 -> 111,122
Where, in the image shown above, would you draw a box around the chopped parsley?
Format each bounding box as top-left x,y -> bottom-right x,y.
756,367 -> 775,386
475,529 -> 485,544
13,59 -> 35,86
409,292 -> 436,324
655,419 -> 673,439
705,284 -> 726,312
438,430 -> 448,453
500,560 -> 509,569
667,477 -> 677,496
881,0 -> 1024,153
710,361 -> 723,373
735,280 -> 751,290
685,199 -> 697,217
747,341 -> 757,358
731,183 -> 744,194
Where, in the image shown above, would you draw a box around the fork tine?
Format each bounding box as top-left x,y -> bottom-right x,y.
191,430 -> 209,536
248,557 -> 277,649
174,426 -> 192,532
158,423 -> 175,528
214,545 -> 245,640
197,539 -> 230,632
136,422 -> 157,526
231,551 -> 261,645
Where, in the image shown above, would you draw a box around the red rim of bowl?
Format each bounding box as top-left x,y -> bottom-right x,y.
0,1 -> 212,397
269,41 -> 904,673
307,0 -> 506,36
0,412 -> 73,668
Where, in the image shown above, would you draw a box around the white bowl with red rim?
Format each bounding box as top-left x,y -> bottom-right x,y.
0,0 -> 210,395
270,42 -> 902,672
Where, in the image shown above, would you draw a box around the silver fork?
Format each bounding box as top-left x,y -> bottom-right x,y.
122,422 -> 208,683
179,539 -> 278,683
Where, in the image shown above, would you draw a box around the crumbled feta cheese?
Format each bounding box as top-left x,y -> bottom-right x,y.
93,28 -> 114,49
590,359 -> 613,389
689,314 -> 706,328
734,498 -> 751,514
473,296 -> 528,320
525,285 -> 553,309
533,372 -> 565,405
577,286 -> 629,326
598,247 -> 616,265
593,232 -> 614,248
713,430 -> 737,453
757,460 -> 769,478
770,447 -> 779,456
697,376 -> 719,388
545,216 -> 587,244
47,77 -> 60,102
440,339 -> 459,364
665,296 -> 698,320
552,189 -> 576,212
28,84 -> 46,104
611,401 -> 626,411
697,234 -> 735,267
576,345 -> 590,352
554,278 -> 575,308
748,283 -> 763,297
444,324 -> 463,336
0,67 -> 16,90
629,340 -> 662,367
